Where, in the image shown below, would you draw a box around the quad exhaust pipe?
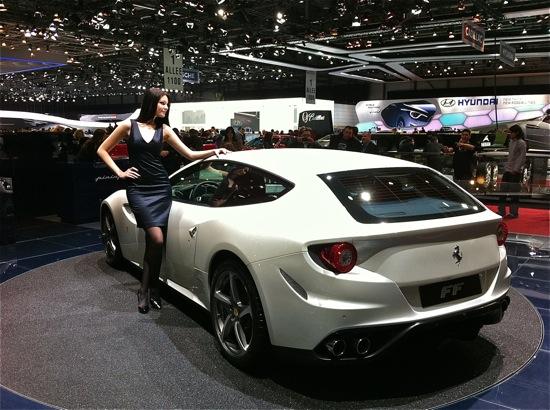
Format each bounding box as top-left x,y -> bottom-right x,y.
325,339 -> 346,357
325,337 -> 372,358
355,337 -> 371,356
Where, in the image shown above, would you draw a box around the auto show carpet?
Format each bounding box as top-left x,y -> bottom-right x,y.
0,252 -> 543,409
486,205 -> 550,237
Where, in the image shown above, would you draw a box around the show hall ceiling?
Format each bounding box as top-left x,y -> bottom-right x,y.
0,0 -> 548,103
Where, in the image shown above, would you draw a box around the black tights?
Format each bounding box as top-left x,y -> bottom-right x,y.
140,226 -> 166,295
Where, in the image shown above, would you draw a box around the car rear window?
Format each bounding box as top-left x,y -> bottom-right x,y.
319,167 -> 483,223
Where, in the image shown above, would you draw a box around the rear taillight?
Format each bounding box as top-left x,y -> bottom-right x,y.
497,222 -> 508,246
319,242 -> 357,274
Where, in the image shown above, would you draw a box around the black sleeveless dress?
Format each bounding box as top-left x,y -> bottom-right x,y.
125,120 -> 172,229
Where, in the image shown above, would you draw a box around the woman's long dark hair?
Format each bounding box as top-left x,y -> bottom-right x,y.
509,124 -> 525,139
224,126 -> 236,141
136,87 -> 170,128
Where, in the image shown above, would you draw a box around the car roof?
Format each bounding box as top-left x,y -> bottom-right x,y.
220,148 -> 423,180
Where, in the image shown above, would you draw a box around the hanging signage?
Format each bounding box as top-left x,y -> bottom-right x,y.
182,69 -> 200,84
163,48 -> 184,91
305,71 -> 316,104
499,41 -> 516,67
462,20 -> 485,52
355,94 -> 550,132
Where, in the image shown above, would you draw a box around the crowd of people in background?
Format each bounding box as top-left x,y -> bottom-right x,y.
0,122 -> 526,194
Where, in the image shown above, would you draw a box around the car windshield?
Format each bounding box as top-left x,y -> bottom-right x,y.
319,167 -> 483,223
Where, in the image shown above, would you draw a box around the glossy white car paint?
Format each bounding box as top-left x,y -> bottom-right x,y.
101,149 -> 511,352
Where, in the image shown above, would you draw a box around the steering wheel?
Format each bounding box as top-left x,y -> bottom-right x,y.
172,186 -> 192,201
190,181 -> 220,201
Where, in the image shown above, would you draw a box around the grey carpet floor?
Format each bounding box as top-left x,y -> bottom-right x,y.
0,252 -> 543,409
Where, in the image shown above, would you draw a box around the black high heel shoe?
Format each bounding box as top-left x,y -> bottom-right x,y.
137,289 -> 150,314
150,287 -> 162,310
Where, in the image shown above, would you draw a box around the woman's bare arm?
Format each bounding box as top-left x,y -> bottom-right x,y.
163,125 -> 229,160
97,119 -> 139,179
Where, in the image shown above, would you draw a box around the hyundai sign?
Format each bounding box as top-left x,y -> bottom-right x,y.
355,95 -> 550,132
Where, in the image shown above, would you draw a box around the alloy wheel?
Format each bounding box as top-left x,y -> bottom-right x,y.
212,270 -> 254,356
101,209 -> 123,267
102,212 -> 117,258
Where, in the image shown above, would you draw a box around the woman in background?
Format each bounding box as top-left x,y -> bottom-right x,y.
97,87 -> 229,313
77,128 -> 107,162
222,126 -> 243,151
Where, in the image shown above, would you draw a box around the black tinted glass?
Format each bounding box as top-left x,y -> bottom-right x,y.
170,160 -> 293,207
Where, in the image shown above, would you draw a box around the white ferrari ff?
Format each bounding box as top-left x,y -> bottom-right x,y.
100,149 -> 511,369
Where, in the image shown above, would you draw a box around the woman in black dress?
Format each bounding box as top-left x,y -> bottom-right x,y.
97,88 -> 228,313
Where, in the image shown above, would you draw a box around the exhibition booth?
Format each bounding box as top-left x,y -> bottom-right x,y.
1,0 -> 549,407
1,97 -> 548,409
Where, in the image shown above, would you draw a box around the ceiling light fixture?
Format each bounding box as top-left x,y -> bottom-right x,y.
0,3 -> 6,12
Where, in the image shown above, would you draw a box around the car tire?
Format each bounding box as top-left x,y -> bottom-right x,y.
210,259 -> 269,371
101,208 -> 124,268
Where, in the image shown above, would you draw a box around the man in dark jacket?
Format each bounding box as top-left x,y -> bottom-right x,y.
448,129 -> 480,184
397,135 -> 415,161
288,127 -> 322,149
328,126 -> 362,152
361,132 -> 378,154
423,135 -> 443,171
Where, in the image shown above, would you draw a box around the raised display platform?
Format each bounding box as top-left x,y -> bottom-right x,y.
0,252 -> 543,409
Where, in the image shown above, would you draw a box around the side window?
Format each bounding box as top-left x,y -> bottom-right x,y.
170,161 -> 226,205
211,164 -> 293,207
170,161 -> 293,207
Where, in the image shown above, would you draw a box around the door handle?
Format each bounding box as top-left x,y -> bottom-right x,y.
188,226 -> 197,238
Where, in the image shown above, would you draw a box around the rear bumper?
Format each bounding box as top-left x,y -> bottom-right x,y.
273,294 -> 510,363
312,293 -> 510,361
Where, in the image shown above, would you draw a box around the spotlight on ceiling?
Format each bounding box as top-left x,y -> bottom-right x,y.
0,3 -> 6,12
276,11 -> 286,24
457,1 -> 465,11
